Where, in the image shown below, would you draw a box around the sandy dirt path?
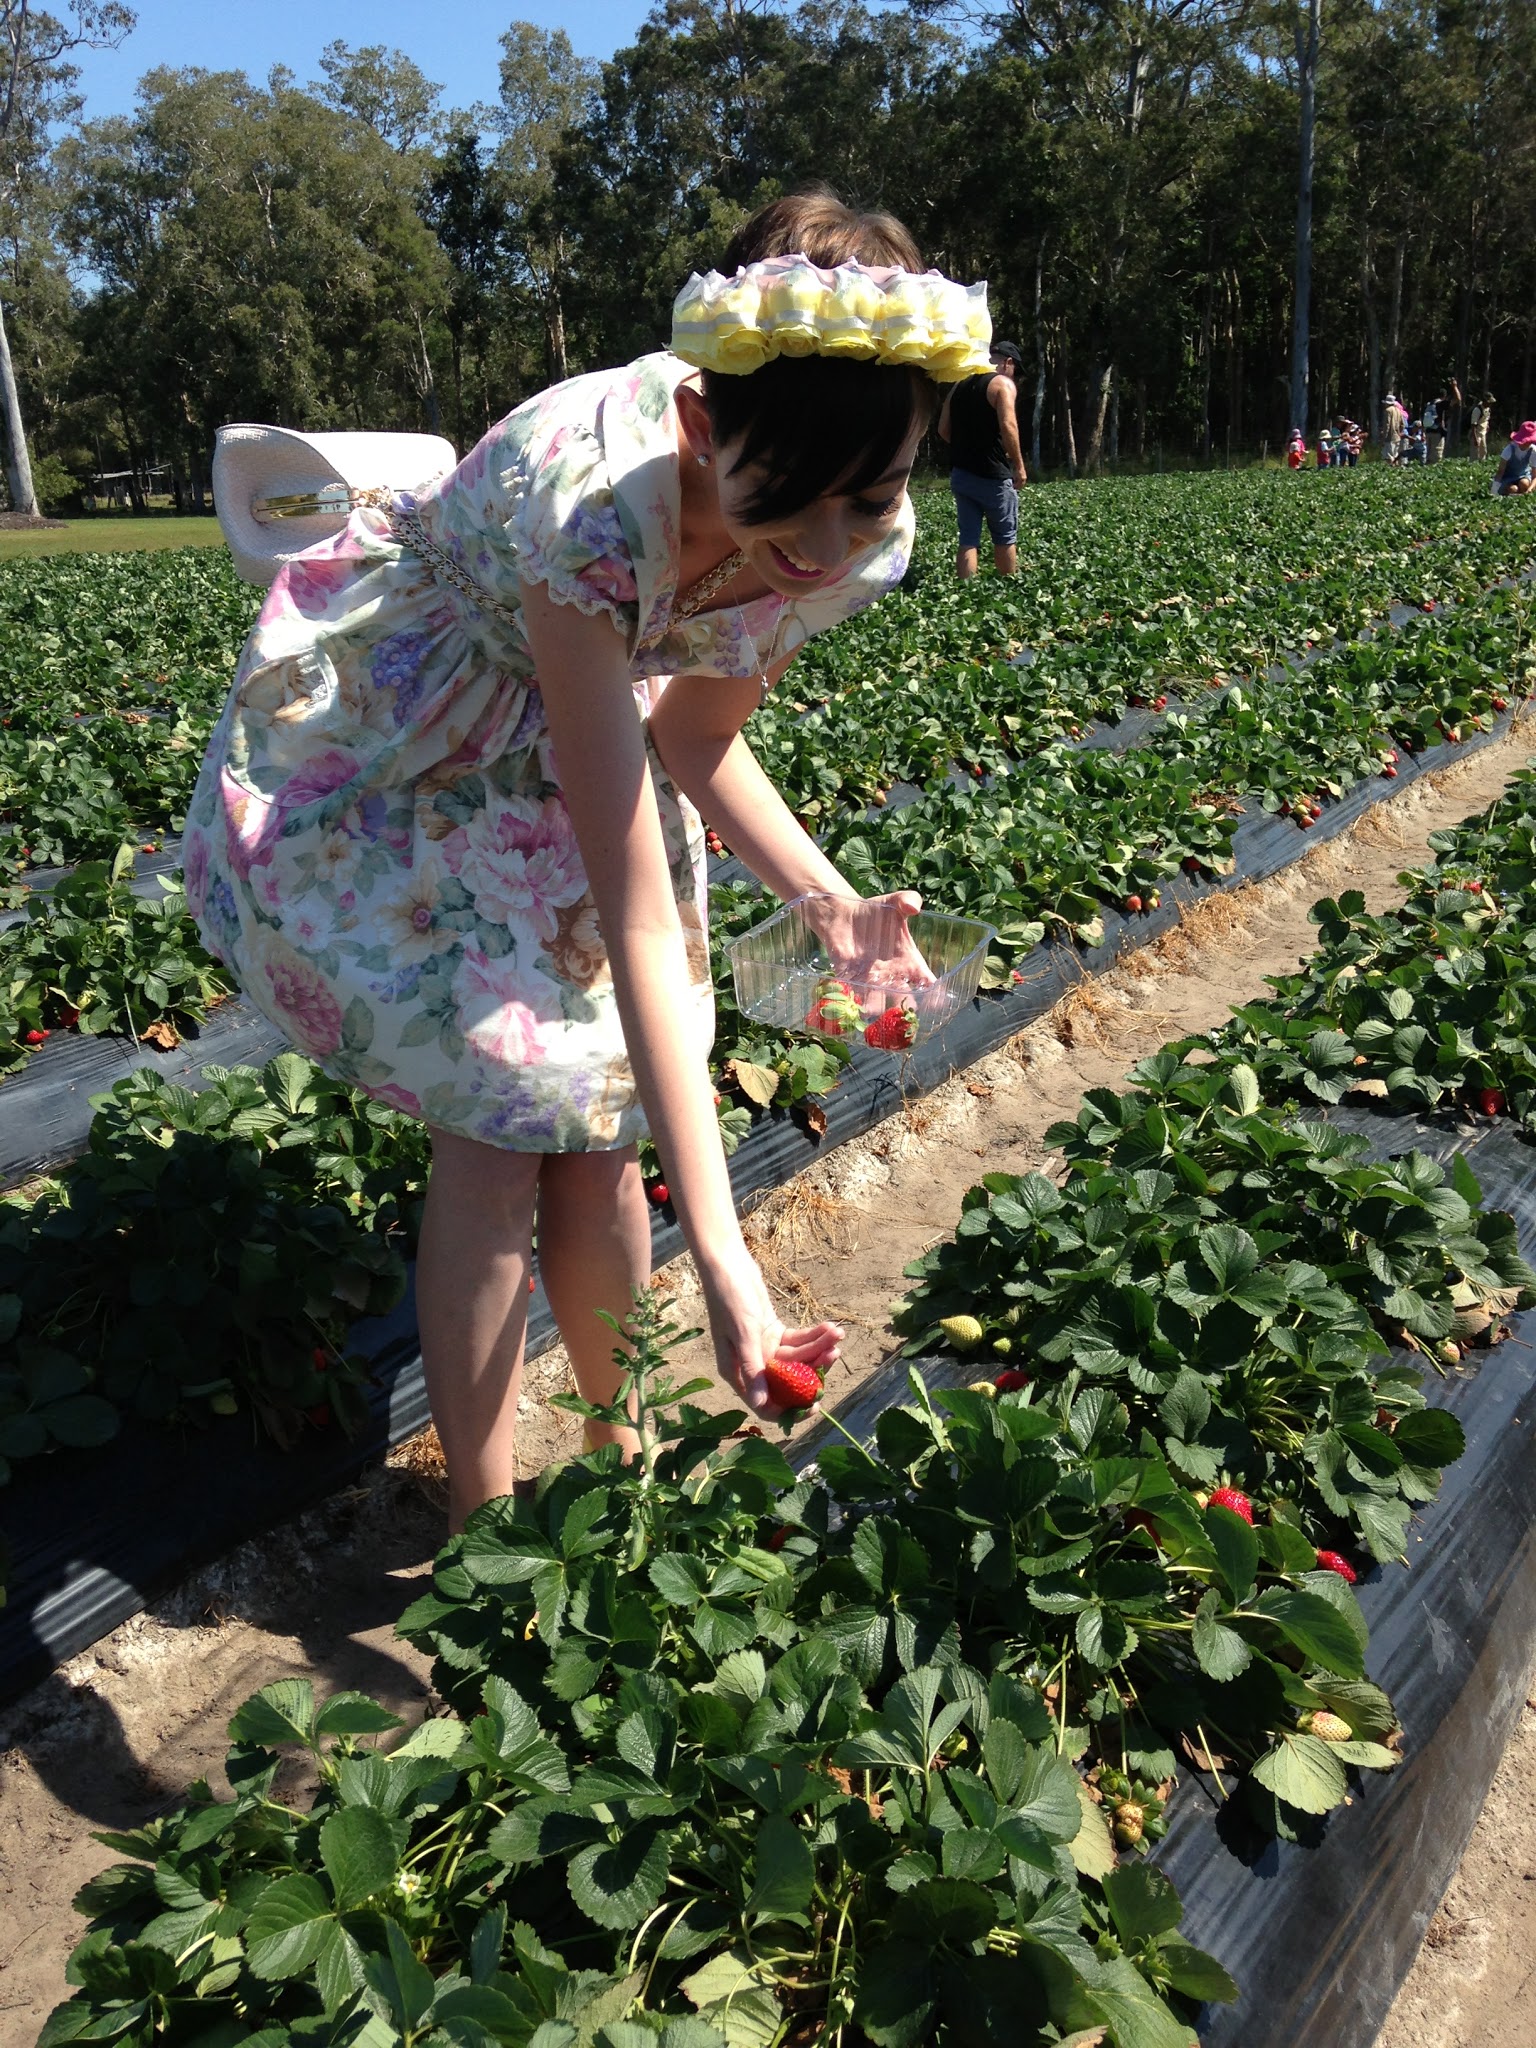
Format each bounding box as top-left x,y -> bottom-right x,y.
2,731 -> 1532,2045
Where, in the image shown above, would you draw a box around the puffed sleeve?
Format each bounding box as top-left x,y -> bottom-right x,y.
492,374 -> 643,633
772,494 -> 917,660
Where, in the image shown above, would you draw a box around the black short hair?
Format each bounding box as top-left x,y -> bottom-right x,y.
698,189 -> 936,527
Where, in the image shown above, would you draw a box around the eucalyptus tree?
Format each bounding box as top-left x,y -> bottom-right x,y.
0,0 -> 132,517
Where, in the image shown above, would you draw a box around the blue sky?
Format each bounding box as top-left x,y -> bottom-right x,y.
70,2 -> 655,123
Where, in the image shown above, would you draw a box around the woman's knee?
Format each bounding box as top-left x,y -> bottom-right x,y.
426,1127 -> 542,1216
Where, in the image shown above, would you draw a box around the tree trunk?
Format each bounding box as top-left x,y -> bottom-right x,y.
0,295 -> 39,518
1289,0 -> 1321,435
1199,247 -> 1214,461
1031,243 -> 1046,473
1384,236 -> 1404,399
1084,359 -> 1114,472
1057,330 -> 1078,478
1361,228 -> 1381,446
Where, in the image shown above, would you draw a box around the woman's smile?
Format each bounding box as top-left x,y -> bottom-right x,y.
766,541 -> 831,583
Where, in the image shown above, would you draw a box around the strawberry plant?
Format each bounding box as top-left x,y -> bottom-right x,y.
0,1054 -> 429,1480
62,1293 -> 1379,2048
0,845 -> 233,1072
896,1061 -> 1531,1563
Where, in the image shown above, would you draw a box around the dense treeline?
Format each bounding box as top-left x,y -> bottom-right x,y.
3,0 -> 1534,506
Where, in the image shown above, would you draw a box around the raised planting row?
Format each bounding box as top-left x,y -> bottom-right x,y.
5,549 -> 1529,1126
893,763 -> 1536,1559
1178,759 -> 1536,1130
0,465 -> 1524,889
40,1287 -> 1383,2048
2,480 -> 1533,1619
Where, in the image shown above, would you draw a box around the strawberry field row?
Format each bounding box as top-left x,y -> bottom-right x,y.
35,809 -> 1536,2046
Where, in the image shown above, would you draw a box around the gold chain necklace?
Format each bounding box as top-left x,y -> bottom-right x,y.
671,547 -> 747,623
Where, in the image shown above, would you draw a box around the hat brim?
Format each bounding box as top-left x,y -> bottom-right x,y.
213,425 -> 459,584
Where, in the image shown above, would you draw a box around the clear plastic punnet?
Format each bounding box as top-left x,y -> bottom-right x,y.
726,894 -> 996,1052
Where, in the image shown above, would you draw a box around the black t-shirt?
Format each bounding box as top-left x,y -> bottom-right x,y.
949,373 -> 1011,480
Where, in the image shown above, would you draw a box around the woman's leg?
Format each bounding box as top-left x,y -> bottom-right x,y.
536,1146 -> 652,1455
415,1126 -> 541,1530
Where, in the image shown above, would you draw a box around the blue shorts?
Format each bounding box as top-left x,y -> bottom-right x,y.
951,467 -> 1018,550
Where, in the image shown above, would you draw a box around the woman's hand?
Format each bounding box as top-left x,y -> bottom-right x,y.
810,889 -> 937,991
700,1245 -> 843,1416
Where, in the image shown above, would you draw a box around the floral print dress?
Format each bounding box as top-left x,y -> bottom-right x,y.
185,353 -> 914,1151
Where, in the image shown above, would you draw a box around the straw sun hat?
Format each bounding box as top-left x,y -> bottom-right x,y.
212,424 -> 459,584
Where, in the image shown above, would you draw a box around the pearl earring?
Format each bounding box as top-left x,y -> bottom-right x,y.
697,452 -> 711,467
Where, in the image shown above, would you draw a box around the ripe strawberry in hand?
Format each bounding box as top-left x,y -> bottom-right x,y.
1208,1485 -> 1254,1525
764,1356 -> 823,1411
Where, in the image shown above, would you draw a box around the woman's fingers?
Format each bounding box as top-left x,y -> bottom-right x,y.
774,1320 -> 843,1361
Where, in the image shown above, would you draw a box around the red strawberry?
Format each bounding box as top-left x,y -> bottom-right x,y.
23,1028 -> 48,1045
141,843 -> 155,855
1314,1550 -> 1358,1583
306,1403 -> 333,1428
1153,694 -> 1168,711
864,1006 -> 917,1051
994,1368 -> 1031,1392
766,1525 -> 789,1552
1478,1087 -> 1506,1116
1183,856 -> 1202,873
764,1357 -> 823,1411
1493,696 -> 1508,712
1423,600 -> 1436,612
1208,1485 -> 1254,1525
1468,879 -> 1484,893
57,1004 -> 79,1028
649,1181 -> 670,1205
311,1347 -> 329,1372
528,1275 -> 535,1293
1382,765 -> 1398,778
1123,894 -> 1142,913
1010,969 -> 1023,984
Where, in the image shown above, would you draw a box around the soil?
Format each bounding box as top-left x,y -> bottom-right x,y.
2,730 -> 1534,2045
0,513 -> 68,531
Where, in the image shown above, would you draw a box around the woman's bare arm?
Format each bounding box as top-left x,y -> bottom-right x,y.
519,583 -> 839,1408
649,668 -> 858,907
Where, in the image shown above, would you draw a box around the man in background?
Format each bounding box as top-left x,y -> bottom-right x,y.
1382,392 -> 1405,463
1423,378 -> 1461,462
939,339 -> 1028,578
1469,393 -> 1494,460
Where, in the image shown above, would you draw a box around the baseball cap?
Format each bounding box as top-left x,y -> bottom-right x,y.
990,340 -> 1024,369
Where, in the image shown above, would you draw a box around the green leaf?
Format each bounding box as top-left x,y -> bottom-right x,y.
1203,1504 -> 1259,1605
1192,1594 -> 1252,1682
227,1679 -> 316,1749
314,1691 -> 404,1738
1156,1933 -> 1240,2004
245,1872 -> 335,1978
1250,1732 -> 1349,1814
746,1813 -> 814,1920
1086,1955 -> 1198,2048
568,1825 -> 671,1929
1075,1601 -> 1134,1668
1391,1407 -> 1465,1467
1251,1587 -> 1366,1677
1068,1779 -> 1117,1880
39,1395 -> 119,1449
1102,1863 -> 1184,1943
363,1919 -> 436,2033
319,1805 -> 398,1911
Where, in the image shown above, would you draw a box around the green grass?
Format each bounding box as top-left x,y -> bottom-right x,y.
0,516 -> 226,561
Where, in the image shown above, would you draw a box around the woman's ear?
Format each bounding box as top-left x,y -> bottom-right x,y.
675,382 -> 715,466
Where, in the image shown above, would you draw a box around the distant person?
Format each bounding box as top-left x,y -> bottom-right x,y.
1492,420 -> 1536,496
1316,427 -> 1333,468
1403,420 -> 1428,465
939,338 -> 1027,579
1335,417 -> 1360,467
1469,393 -> 1494,460
1423,379 -> 1461,462
1287,427 -> 1306,470
1382,392 -> 1405,463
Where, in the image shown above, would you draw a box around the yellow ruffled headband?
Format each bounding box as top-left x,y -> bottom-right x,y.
671,255 -> 993,383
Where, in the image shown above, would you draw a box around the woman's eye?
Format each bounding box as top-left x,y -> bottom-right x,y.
852,493 -> 902,520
